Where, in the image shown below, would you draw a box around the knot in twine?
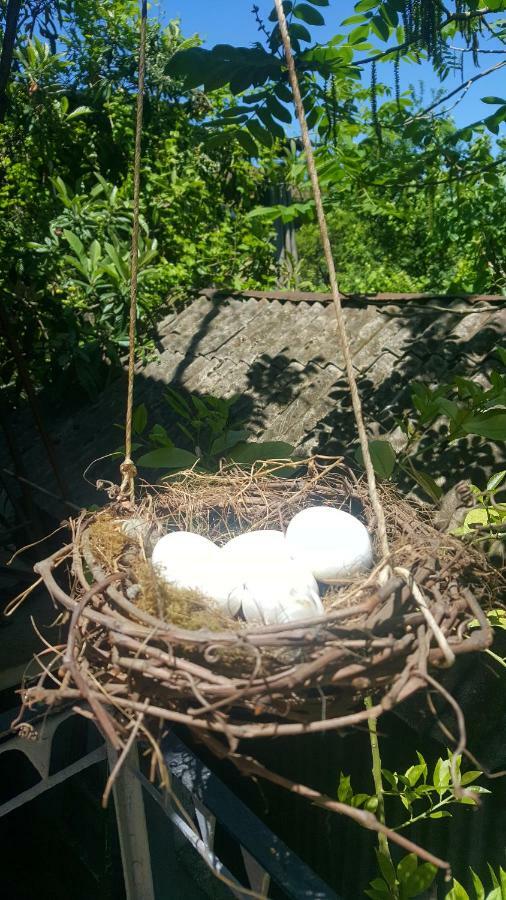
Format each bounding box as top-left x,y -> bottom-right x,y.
119,459 -> 138,503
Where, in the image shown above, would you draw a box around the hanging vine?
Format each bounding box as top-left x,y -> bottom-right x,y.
394,50 -> 401,112
330,74 -> 338,150
399,0 -> 485,67
371,60 -> 382,147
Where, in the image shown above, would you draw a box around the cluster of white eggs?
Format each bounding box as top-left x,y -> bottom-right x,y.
151,506 -> 373,626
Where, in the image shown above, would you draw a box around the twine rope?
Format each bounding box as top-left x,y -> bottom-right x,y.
273,0 -> 390,560
120,0 -> 147,503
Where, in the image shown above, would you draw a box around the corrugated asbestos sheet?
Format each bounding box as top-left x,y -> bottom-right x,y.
3,292 -> 505,516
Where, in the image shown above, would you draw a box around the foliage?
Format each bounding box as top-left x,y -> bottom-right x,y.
124,393 -> 294,473
453,472 -> 506,540
0,9 -> 275,407
2,0 -> 506,409
167,1 -> 506,157
368,859 -> 506,900
338,750 -> 488,830
355,347 -> 506,522
340,744 -> 491,899
446,866 -> 506,900
366,852 -> 437,899
168,0 -> 506,295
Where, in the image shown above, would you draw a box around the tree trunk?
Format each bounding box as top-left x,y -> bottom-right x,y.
0,0 -> 22,123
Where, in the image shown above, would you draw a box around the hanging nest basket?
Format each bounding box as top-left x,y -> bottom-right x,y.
26,458 -> 496,747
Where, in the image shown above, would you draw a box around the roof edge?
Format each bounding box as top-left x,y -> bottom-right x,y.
199,287 -> 505,304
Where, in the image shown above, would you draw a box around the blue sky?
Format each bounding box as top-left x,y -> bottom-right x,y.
153,1 -> 505,131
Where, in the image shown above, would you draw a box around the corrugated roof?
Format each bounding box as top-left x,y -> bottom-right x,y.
2,292 -> 505,515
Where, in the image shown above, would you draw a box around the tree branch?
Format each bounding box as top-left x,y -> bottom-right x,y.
352,7 -> 499,69
0,0 -> 22,123
405,58 -> 506,123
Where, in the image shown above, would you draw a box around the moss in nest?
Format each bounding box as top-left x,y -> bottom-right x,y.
136,562 -> 241,632
87,513 -> 128,570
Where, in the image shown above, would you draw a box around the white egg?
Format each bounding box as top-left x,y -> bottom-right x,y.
222,530 -> 292,581
151,532 -> 240,615
285,506 -> 373,583
229,558 -> 323,625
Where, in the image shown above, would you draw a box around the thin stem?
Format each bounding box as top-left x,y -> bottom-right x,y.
365,695 -> 395,880
392,795 -> 454,832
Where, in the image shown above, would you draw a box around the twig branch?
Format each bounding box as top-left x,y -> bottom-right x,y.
405,59 -> 506,123
199,733 -> 450,871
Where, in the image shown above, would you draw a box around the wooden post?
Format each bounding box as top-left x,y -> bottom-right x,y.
268,183 -> 298,287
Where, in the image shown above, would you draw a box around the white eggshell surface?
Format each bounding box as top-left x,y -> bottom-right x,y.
285,506 -> 373,582
222,530 -> 292,581
151,531 -> 240,615
229,558 -> 323,625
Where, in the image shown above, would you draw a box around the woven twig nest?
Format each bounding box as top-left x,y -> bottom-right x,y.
26,457 -> 496,748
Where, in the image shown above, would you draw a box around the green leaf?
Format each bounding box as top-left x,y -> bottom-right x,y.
293,3 -> 325,25
463,411 -> 506,441
429,810 -> 452,819
306,105 -> 321,129
341,14 -> 369,24
381,769 -> 398,790
433,757 -> 451,793
246,118 -> 273,147
495,346 -> 506,366
349,24 -> 371,43
230,441 -> 294,463
369,880 -> 390,892
288,22 -> 312,42
487,864 -> 500,889
397,854 -> 418,884
355,0 -> 378,9
63,229 -> 84,257
445,879 -> 469,900
350,792 -> 372,807
404,764 -> 425,787
148,425 -> 173,448
404,863 -> 437,897
165,388 -> 191,418
470,870 -> 485,900
66,105 -> 91,120
481,96 -> 506,105
485,107 -> 506,135
132,403 -> 148,435
457,506 -> 496,536
375,850 -> 396,890
337,772 -> 353,804
210,430 -> 249,456
266,94 -> 292,123
354,440 -> 396,478
137,448 -> 198,469
268,1 -> 292,21
408,465 -> 443,503
257,106 -> 286,139
487,470 -> 506,492
436,397 -> 460,421
364,888 -> 391,900
371,14 -> 390,41
307,0 -> 329,4
484,888 -> 502,900
460,770 -> 483,786
235,130 -> 258,157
